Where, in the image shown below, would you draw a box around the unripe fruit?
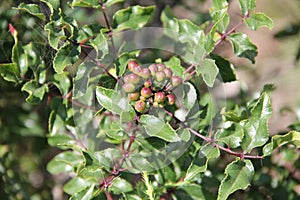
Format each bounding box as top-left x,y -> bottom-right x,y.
153,101 -> 159,107
166,93 -> 176,105
122,83 -> 136,93
139,68 -> 151,79
171,76 -> 182,87
155,71 -> 166,82
154,92 -> 165,103
132,65 -> 142,74
144,80 -> 152,88
163,68 -> 172,78
128,92 -> 140,101
124,73 -> 140,84
156,63 -> 166,71
128,60 -> 139,71
148,64 -> 158,76
135,100 -> 146,112
141,87 -> 152,98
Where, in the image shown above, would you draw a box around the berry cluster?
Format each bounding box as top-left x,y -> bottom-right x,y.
122,60 -> 182,113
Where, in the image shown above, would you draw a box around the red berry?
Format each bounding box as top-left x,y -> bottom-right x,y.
155,71 -> 166,82
129,73 -> 140,84
128,92 -> 140,101
171,76 -> 182,87
135,100 -> 146,112
154,92 -> 165,103
166,94 -> 176,105
122,83 -> 136,93
141,87 -> 152,98
128,60 -> 138,71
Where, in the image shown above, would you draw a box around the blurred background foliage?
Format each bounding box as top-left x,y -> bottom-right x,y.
0,0 -> 300,199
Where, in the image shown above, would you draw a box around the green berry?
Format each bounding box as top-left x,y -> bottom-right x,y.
157,63 -> 166,71
166,93 -> 176,105
128,92 -> 140,101
148,64 -> 158,76
135,100 -> 146,112
141,87 -> 152,98
154,92 -> 165,103
122,83 -> 136,93
144,80 -> 152,88
163,68 -> 172,78
155,71 -> 166,82
139,68 -> 151,79
171,76 -> 182,87
128,60 -> 138,71
129,73 -> 140,84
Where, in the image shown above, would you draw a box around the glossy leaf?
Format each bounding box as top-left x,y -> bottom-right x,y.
96,86 -> 132,115
241,92 -> 272,153
197,58 -> 219,87
53,43 -> 80,74
238,0 -> 256,16
164,56 -> 185,77
15,3 -> 46,20
64,177 -> 94,195
21,80 -> 48,104
228,33 -> 258,64
71,0 -> 100,8
218,159 -> 254,200
185,143 -> 220,181
161,6 -> 179,39
70,185 -> 95,200
245,12 -> 274,31
210,0 -> 229,33
112,5 -> 155,32
215,123 -> 244,148
105,0 -> 124,7
110,177 -> 133,194
47,151 -> 83,174
263,131 -> 300,157
139,114 -> 180,142
0,63 -> 20,83
210,54 -> 236,82
53,73 -> 71,95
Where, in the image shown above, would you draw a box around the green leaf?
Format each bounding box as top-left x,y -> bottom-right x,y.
71,0 -> 100,8
210,0 -> 229,33
64,177 -> 94,195
96,86 -> 132,115
53,43 -> 80,74
185,143 -> 220,181
163,56 -> 185,77
177,19 -> 204,44
70,185 -> 95,200
110,177 -> 133,194
228,33 -> 258,64
0,63 -> 21,83
21,80 -> 48,104
53,73 -> 71,95
161,6 -> 179,39
218,159 -> 254,200
105,0 -> 124,7
196,58 -> 219,87
238,0 -> 256,16
47,151 -> 83,174
245,12 -> 274,31
241,93 -> 272,153
210,54 -> 236,82
263,131 -> 300,157
215,123 -> 244,148
139,114 -> 180,142
15,3 -> 46,20
176,184 -> 208,199
112,5 -> 155,32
